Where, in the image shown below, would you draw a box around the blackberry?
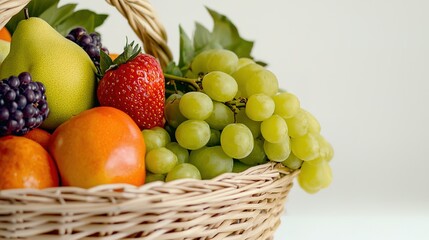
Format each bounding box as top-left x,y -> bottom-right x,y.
0,72 -> 49,136
66,27 -> 109,68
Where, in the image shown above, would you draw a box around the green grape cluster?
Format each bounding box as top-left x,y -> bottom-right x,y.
146,49 -> 334,194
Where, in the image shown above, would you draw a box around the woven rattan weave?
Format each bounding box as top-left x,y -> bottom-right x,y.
0,1 -> 298,239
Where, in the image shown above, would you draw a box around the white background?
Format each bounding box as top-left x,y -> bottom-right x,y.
63,0 -> 429,239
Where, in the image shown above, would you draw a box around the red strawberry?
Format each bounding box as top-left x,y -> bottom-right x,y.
97,42 -> 165,129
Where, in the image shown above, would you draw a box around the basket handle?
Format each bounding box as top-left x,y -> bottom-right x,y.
105,0 -> 173,68
0,0 -> 173,68
0,0 -> 31,29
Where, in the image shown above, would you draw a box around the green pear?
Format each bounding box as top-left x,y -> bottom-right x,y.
0,39 -> 10,65
0,17 -> 97,130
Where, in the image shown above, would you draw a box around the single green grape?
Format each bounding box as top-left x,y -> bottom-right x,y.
245,94 -> 275,121
202,71 -> 238,102
303,109 -> 321,133
145,147 -> 178,174
166,142 -> 189,164
145,172 -> 166,183
191,50 -> 211,75
235,109 -> 261,138
206,128 -> 221,147
205,102 -> 235,130
206,49 -> 239,74
285,109 -> 309,138
231,63 -> 264,98
297,159 -> 332,194
188,147 -> 207,163
263,137 -> 291,162
281,152 -> 303,170
232,160 -> 253,173
220,123 -> 254,159
179,92 -> 213,120
189,146 -> 233,179
184,69 -> 198,79
166,93 -> 183,103
272,92 -> 300,119
142,126 -> 171,152
290,132 -> 320,161
245,68 -> 279,97
175,120 -> 211,150
164,94 -> 187,128
261,114 -> 288,143
238,138 -> 267,166
191,49 -> 239,74
315,134 -> 334,162
236,57 -> 255,71
165,163 -> 202,182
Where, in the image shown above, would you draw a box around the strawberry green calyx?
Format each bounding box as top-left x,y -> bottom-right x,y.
99,40 -> 141,76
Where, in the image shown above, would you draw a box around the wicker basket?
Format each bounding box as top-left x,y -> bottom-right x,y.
0,0 -> 299,239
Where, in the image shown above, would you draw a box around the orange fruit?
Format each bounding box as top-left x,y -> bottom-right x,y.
0,27 -> 11,42
23,128 -> 51,150
0,136 -> 59,190
109,53 -> 119,61
49,106 -> 146,188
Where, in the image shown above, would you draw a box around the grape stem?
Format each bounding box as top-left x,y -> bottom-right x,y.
225,97 -> 247,114
164,73 -> 201,91
165,89 -> 178,95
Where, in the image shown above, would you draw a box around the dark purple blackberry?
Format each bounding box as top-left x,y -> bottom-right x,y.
0,72 -> 49,136
66,27 -> 109,68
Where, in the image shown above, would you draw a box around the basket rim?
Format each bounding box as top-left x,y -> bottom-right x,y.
0,162 -> 298,195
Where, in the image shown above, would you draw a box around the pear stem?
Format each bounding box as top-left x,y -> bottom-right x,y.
24,8 -> 29,19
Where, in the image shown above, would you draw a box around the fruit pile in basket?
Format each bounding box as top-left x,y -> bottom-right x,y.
0,1 -> 333,194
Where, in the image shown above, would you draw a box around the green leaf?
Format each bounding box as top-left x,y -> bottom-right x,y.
55,10 -> 108,36
93,13 -> 109,28
173,6 -> 264,73
230,40 -> 254,59
55,10 -> 94,36
207,8 -> 236,48
39,3 -> 77,27
6,0 -> 59,34
5,0 -> 108,36
28,0 -> 59,18
193,22 -> 212,52
165,61 -> 183,77
178,25 -> 195,70
207,7 -> 254,58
